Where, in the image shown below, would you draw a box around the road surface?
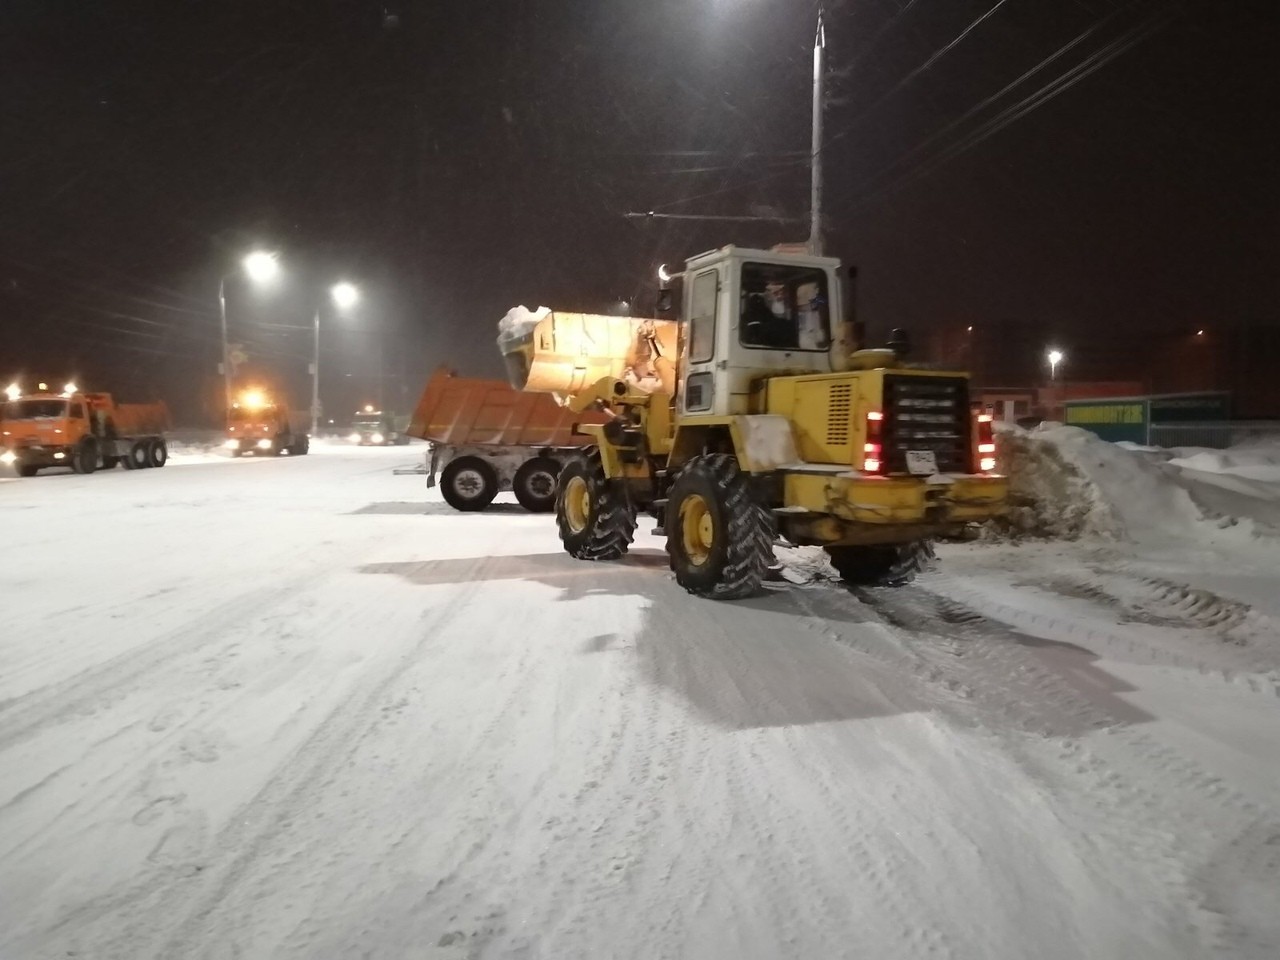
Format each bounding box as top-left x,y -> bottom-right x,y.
1,444 -> 1277,959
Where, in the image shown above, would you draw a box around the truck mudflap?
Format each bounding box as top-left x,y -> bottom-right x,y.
781,470 -> 1008,527
426,445 -> 440,488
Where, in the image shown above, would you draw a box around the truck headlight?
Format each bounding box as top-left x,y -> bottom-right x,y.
348,432 -> 361,443
370,433 -> 385,445
256,438 -> 273,450
0,451 -> 15,465
224,438 -> 241,450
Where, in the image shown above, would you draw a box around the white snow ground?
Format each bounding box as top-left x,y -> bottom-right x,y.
1,440 -> 1278,959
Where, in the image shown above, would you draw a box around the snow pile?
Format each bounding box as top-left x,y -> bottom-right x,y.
990,424 -> 1121,540
496,304 -> 550,341
995,424 -> 1280,547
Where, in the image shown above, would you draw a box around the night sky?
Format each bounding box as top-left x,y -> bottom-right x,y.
1,0 -> 1274,422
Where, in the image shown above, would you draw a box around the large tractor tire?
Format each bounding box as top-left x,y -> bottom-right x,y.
556,448 -> 636,560
17,464 -> 39,478
71,439 -> 99,474
666,454 -> 774,600
513,457 -> 560,513
825,541 -> 936,586
147,439 -> 168,468
440,456 -> 499,512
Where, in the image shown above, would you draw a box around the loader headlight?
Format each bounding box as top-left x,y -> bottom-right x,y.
370,433 -> 384,445
256,438 -> 273,450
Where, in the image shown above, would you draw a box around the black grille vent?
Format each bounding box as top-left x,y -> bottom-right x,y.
826,383 -> 852,445
883,375 -> 971,474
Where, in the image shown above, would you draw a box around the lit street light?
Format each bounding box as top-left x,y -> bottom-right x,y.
219,249 -> 279,408
312,282 -> 362,435
243,251 -> 280,285
1047,348 -> 1065,381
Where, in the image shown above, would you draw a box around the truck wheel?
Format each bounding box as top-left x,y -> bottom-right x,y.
72,440 -> 99,475
666,454 -> 774,600
513,457 -> 560,512
148,439 -> 168,468
123,441 -> 149,470
825,541 -> 936,586
293,436 -> 310,455
101,455 -> 120,470
556,449 -> 635,560
440,456 -> 499,511
17,464 -> 39,478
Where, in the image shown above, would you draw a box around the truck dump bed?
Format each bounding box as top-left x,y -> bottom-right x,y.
83,394 -> 169,436
408,367 -> 602,448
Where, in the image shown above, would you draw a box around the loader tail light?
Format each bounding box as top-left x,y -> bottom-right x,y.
863,411 -> 884,473
976,413 -> 997,473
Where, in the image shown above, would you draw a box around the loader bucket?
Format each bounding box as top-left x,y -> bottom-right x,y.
496,311 -> 679,397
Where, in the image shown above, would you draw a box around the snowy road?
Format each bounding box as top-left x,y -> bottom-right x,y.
1,445 -> 1278,959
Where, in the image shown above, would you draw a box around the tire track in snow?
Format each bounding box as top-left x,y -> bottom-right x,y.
928,570 -> 1280,699
846,581 -> 1279,957
0,577 -> 317,754
18,557 -> 493,960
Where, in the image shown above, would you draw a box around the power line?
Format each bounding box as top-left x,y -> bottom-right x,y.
834,7 -> 1176,212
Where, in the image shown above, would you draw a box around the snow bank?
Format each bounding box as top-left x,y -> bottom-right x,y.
994,424 -> 1280,547
990,424 -> 1121,540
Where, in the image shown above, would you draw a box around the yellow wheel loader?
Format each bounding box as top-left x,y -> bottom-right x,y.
497,246 -> 1008,600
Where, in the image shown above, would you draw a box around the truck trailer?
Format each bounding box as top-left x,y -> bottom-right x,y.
1,382 -> 170,476
406,366 -> 608,512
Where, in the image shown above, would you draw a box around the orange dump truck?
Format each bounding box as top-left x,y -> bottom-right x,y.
1,384 -> 170,476
407,366 -> 606,511
224,388 -> 310,457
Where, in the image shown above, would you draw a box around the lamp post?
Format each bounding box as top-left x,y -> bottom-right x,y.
219,250 -> 279,409
314,282 -> 360,435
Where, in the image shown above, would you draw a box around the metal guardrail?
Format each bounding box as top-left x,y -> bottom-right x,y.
1148,421 -> 1280,450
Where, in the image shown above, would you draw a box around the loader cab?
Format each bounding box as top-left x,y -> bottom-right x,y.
678,246 -> 842,416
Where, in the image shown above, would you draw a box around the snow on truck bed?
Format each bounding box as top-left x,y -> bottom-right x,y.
2,442 -> 1279,959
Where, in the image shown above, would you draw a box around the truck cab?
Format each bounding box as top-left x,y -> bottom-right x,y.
347,407 -> 408,446
225,390 -> 309,457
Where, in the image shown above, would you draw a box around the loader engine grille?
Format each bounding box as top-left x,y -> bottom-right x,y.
825,383 -> 852,446
882,375 -> 971,474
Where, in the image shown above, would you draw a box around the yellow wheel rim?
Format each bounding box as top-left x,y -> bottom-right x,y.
563,475 -> 591,533
679,494 -> 715,566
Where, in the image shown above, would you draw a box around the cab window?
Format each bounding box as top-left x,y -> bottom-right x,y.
739,262 -> 831,352
2,399 -> 70,419
69,403 -> 85,419
687,270 -> 718,363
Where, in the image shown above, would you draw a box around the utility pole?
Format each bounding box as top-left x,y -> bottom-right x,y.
808,7 -> 827,256
217,277 -> 232,410
310,309 -> 321,436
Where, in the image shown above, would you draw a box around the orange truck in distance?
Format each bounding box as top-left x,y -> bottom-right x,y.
1,381 -> 170,477
407,367 -> 605,512
224,389 -> 310,457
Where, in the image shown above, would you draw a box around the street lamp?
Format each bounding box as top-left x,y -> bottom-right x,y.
1047,348 -> 1065,381
312,282 -> 361,435
218,249 -> 279,408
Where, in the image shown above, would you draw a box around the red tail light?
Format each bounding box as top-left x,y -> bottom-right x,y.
976,413 -> 996,473
863,411 -> 884,473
